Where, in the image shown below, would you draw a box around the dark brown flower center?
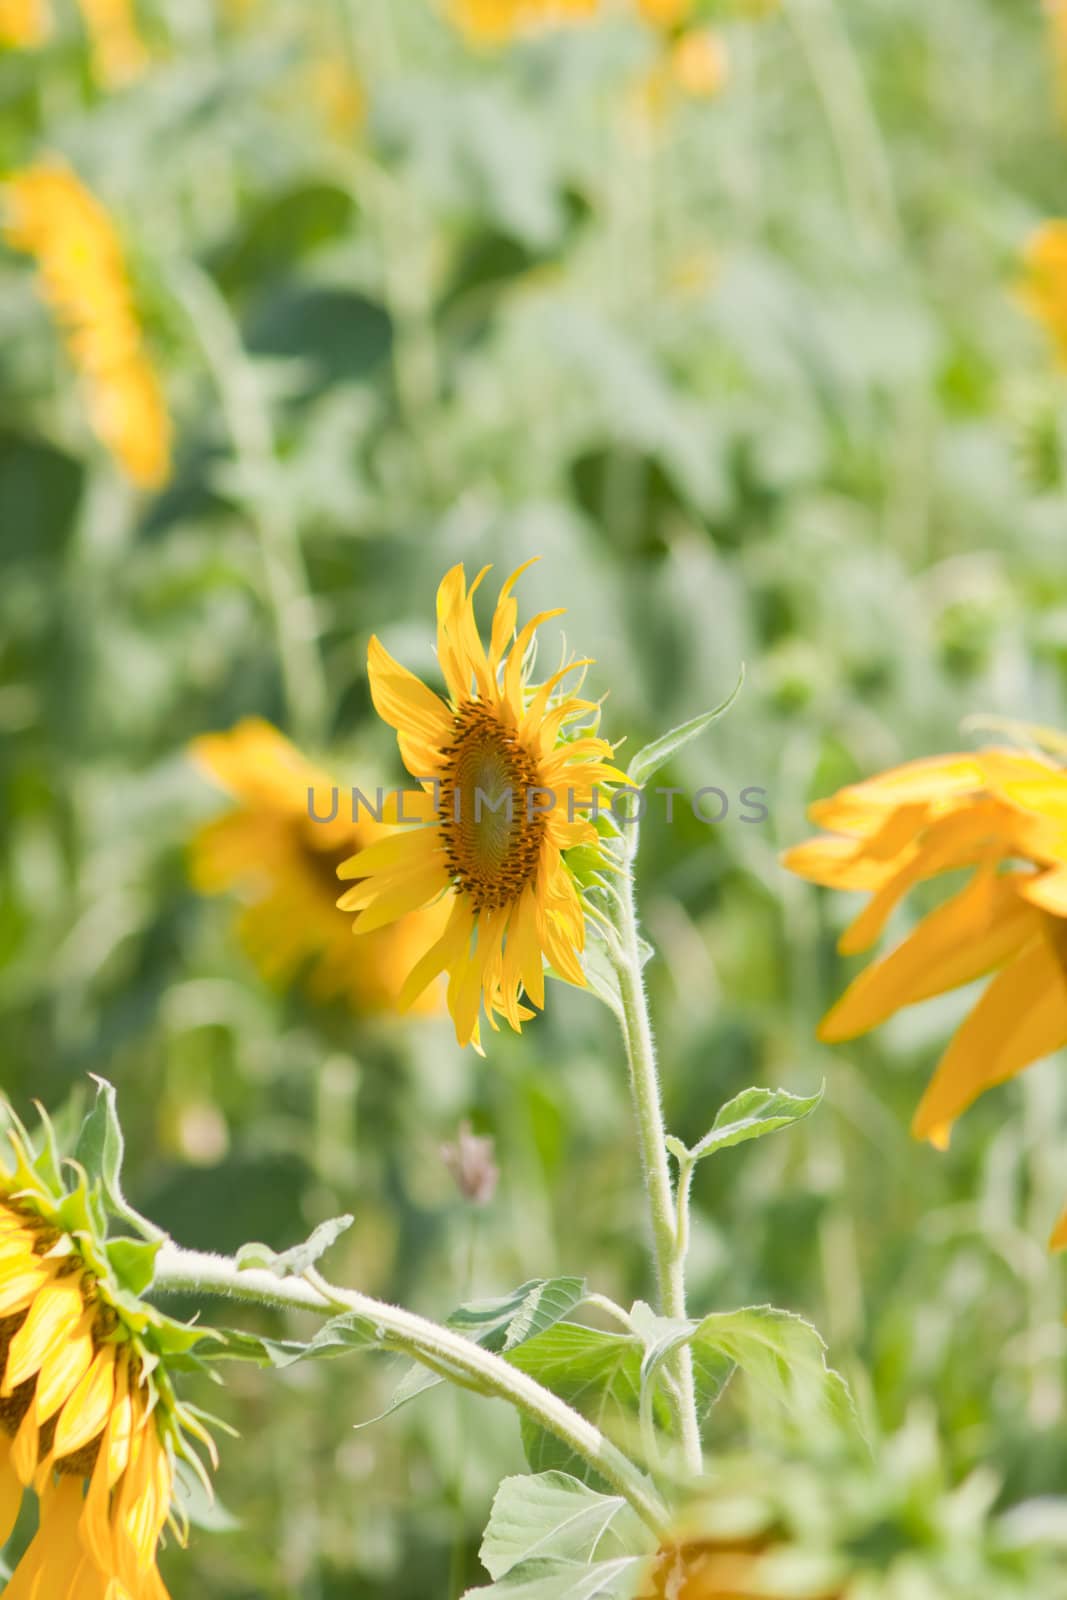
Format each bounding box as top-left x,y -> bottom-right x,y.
438,702 -> 546,914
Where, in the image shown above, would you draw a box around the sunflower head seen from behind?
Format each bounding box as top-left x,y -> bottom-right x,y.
339,561 -> 628,1050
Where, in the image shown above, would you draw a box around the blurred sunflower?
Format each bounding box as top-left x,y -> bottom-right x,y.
1045,0 -> 1067,119
783,740 -> 1067,1239
0,1113 -> 215,1597
1020,220 -> 1067,363
190,719 -> 448,1016
640,1534 -> 841,1599
3,163 -> 170,488
76,0 -> 148,86
450,0 -> 697,44
0,0 -> 48,45
338,561 -> 627,1050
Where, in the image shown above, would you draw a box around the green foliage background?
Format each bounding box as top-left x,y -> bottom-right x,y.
2,0 -> 1067,1594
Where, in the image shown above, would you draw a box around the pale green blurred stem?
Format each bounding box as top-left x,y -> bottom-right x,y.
168,263 -> 328,748
784,0 -> 899,252
153,1244 -> 670,1537
606,828 -> 703,1477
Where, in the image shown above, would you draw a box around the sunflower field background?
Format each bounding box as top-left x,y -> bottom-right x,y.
4,1 -> 1067,1595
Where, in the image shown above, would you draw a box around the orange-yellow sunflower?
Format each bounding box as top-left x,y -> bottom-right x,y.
76,0 -> 149,87
0,1121 -> 214,1597
337,561 -> 627,1050
783,741 -> 1067,1240
1019,220 -> 1067,364
189,719 -> 448,1016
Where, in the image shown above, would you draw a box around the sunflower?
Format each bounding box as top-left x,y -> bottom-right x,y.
640,1535 -> 841,1599
190,718 -> 448,1016
0,1118 -> 214,1597
782,742 -> 1067,1237
1019,220 -> 1067,364
0,0 -> 49,45
448,0 -> 693,45
337,561 -> 627,1050
76,0 -> 148,86
4,162 -> 170,488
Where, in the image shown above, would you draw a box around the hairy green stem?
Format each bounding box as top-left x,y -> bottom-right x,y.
152,1243 -> 670,1538
607,830 -> 703,1476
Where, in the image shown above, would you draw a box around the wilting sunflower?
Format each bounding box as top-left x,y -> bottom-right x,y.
337,561 -> 627,1050
1019,220 -> 1067,364
0,1105 -> 215,1597
783,740 -> 1067,1239
190,718 -> 448,1016
4,162 -> 170,488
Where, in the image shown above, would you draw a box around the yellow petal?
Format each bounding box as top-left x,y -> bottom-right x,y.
819,872 -> 1040,1043
4,1274 -> 84,1394
367,635 -> 452,743
911,928 -> 1067,1143
52,1347 -> 115,1459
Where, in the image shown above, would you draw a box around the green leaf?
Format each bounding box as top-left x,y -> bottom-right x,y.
688,1306 -> 858,1438
667,1084 -> 824,1167
627,1302 -> 732,1424
106,1236 -> 162,1296
74,1077 -> 163,1242
505,1323 -> 668,1482
461,1556 -> 645,1599
625,667 -> 744,788
480,1472 -> 653,1580
235,1215 -> 354,1278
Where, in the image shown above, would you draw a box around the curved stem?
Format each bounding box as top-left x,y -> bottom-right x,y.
606,827 -> 702,1475
152,1243 -> 670,1538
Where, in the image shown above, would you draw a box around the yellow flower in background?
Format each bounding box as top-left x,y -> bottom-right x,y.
0,1143 -> 213,1597
1045,0 -> 1067,120
783,743 -> 1067,1239
0,0 -> 49,46
4,164 -> 171,488
190,719 -> 448,1017
669,28 -> 728,98
338,561 -> 627,1050
450,0 -> 596,43
643,1529 -> 844,1593
76,0 -> 148,86
1020,221 -> 1067,364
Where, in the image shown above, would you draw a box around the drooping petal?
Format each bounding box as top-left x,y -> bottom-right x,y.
911,926 -> 1067,1146
819,872 -> 1042,1043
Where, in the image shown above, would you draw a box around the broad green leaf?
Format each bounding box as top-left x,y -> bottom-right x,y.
462,1557 -> 645,1600
480,1472 -> 653,1580
625,667 -> 744,788
689,1306 -> 857,1438
628,1302 -> 733,1425
667,1084 -> 824,1167
506,1323 -> 670,1482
